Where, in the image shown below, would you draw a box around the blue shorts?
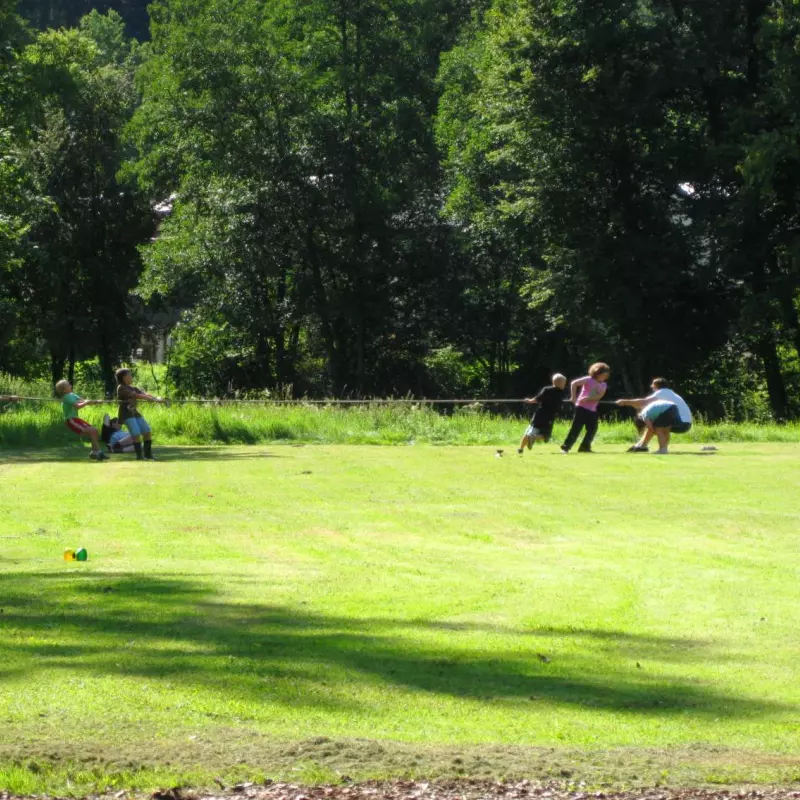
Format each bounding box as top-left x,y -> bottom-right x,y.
125,416 -> 152,437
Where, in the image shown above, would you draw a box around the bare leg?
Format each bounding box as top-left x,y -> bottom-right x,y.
81,427 -> 101,453
654,428 -> 670,453
637,428 -> 656,448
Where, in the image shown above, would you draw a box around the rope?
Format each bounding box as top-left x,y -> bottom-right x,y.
5,395 -> 624,406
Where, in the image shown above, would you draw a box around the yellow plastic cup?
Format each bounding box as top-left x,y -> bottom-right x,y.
63,548 -> 76,561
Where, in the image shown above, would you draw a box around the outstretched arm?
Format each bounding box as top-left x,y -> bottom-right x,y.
616,393 -> 656,411
75,398 -> 103,410
133,389 -> 165,403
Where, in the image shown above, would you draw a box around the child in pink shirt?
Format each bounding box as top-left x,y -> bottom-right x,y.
560,362 -> 611,453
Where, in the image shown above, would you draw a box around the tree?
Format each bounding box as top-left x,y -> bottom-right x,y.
0,0 -> 45,372
17,0 -> 151,41
723,0 -> 800,417
438,0 -> 732,394
130,0 -> 472,396
436,0 -> 800,417
19,11 -> 152,390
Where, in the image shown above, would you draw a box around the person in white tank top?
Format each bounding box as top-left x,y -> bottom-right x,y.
616,378 -> 693,454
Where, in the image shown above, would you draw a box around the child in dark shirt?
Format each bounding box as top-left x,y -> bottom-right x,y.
518,374 -> 567,455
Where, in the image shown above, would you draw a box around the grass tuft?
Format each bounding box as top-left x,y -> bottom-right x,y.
1,397 -> 800,448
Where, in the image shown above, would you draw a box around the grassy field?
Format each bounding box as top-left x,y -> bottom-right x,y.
1,442 -> 800,794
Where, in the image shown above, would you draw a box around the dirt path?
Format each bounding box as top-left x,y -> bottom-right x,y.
8,780 -> 799,800
215,780 -> 800,800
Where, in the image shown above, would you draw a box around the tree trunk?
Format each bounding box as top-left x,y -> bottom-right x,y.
67,345 -> 76,386
50,351 -> 66,394
306,224 -> 339,391
757,333 -> 788,421
779,292 -> 800,370
355,319 -> 365,394
255,333 -> 273,389
98,336 -> 115,398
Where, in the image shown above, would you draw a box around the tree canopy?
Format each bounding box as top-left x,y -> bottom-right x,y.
2,0 -> 800,416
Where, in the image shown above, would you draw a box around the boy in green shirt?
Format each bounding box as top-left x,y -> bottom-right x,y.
54,380 -> 108,461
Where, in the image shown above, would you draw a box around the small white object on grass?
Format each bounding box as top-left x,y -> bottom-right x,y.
701,445 -> 718,452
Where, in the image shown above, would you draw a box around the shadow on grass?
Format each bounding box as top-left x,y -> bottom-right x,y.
0,446 -> 284,463
0,572 -> 786,720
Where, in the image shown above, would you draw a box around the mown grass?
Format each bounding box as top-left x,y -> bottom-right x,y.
1,443 -> 800,793
2,398 -> 800,448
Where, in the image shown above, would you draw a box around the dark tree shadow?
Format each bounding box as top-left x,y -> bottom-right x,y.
0,572 -> 786,719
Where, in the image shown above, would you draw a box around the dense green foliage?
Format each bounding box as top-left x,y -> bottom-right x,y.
3,0 -> 800,416
18,0 -> 150,40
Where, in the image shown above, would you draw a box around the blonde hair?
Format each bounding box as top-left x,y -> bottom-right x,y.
54,379 -> 71,397
552,373 -> 567,385
589,362 -> 611,378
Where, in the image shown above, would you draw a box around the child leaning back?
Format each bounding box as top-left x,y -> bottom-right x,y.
518,373 -> 568,455
560,362 -> 611,454
54,380 -> 108,461
115,368 -> 165,461
101,414 -> 137,454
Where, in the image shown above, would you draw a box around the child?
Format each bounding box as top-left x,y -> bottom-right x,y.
560,362 -> 611,454
54,380 -> 108,461
0,395 -> 22,416
115,368 -> 165,461
101,414 -> 137,454
518,373 -> 568,455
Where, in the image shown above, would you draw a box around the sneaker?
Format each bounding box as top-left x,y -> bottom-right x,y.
560,445 -> 569,454
627,445 -> 649,453
90,451 -> 109,461
517,448 -> 524,456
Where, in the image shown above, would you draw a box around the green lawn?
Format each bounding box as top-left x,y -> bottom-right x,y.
1,443 -> 800,793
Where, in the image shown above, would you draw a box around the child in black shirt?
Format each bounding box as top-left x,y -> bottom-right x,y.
518,374 -> 567,455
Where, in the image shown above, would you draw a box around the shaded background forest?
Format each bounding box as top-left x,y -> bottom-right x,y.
2,0 -> 800,418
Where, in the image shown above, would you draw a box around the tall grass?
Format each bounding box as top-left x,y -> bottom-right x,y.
2,397 -> 799,447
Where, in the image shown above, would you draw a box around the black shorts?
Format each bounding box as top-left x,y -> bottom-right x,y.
648,406 -> 680,429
